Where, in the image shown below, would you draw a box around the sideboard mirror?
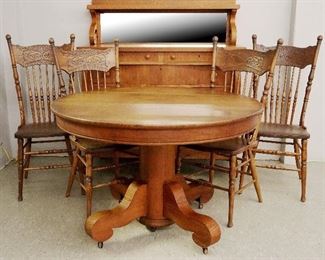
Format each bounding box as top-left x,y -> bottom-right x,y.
100,12 -> 227,43
88,0 -> 239,46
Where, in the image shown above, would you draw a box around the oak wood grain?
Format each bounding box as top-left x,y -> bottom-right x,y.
52,87 -> 262,252
52,87 -> 262,145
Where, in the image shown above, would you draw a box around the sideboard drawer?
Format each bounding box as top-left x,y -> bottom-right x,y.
162,52 -> 211,65
120,52 -> 161,64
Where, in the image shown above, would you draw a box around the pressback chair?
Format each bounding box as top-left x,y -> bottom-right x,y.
177,36 -> 281,227
6,34 -> 75,201
252,34 -> 323,202
50,38 -> 135,217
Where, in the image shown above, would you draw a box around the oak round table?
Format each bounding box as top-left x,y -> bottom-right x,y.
51,87 -> 263,253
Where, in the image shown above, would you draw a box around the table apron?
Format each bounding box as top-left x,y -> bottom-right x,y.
55,115 -> 261,145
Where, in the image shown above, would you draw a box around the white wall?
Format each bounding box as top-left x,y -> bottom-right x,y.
237,0 -> 324,162
1,0 -> 91,164
0,0 -> 12,167
292,0 -> 325,161
237,0 -> 293,46
0,0 -> 324,162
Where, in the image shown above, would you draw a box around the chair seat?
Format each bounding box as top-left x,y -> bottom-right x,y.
72,137 -> 134,153
258,123 -> 310,139
187,138 -> 257,156
15,122 -> 66,138
73,137 -> 111,150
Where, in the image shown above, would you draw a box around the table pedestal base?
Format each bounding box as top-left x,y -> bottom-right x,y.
85,145 -> 221,252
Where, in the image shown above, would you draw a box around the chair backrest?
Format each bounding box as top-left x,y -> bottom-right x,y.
252,34 -> 323,126
50,38 -> 120,96
211,36 -> 282,110
6,34 -> 75,126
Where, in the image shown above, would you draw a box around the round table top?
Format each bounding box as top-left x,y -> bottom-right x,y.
52,87 -> 263,145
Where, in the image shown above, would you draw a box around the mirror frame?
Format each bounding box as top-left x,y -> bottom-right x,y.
87,0 -> 239,46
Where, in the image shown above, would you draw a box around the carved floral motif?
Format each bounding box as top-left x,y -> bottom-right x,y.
57,48 -> 115,74
246,56 -> 264,70
13,45 -> 54,67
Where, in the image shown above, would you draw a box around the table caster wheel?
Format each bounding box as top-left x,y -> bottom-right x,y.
196,198 -> 203,209
118,195 -> 124,203
202,247 -> 208,255
146,226 -> 157,232
98,242 -> 103,248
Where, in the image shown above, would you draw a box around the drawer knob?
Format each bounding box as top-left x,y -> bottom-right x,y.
170,55 -> 176,60
145,54 -> 151,59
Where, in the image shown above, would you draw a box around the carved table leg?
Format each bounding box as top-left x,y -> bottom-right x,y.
85,145 -> 221,252
85,182 -> 147,243
164,181 -> 221,250
110,177 -> 133,201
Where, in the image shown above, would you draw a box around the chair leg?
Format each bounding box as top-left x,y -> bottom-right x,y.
64,135 -> 74,165
23,138 -> 32,179
294,139 -> 302,179
238,151 -> 248,194
196,152 -> 215,210
65,147 -> 80,197
248,149 -> 263,203
227,155 -> 237,228
175,146 -> 182,174
113,150 -> 120,178
85,153 -> 93,217
17,138 -> 24,201
208,152 -> 215,183
300,139 -> 307,202
78,158 -> 86,196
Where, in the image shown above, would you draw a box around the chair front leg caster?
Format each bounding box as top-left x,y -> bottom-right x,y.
98,242 -> 103,248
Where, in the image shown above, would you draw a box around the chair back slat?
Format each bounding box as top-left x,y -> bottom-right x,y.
248,72 -> 254,98
274,66 -> 282,123
103,71 -> 107,89
45,65 -> 51,122
89,70 -> 94,91
32,66 -> 41,123
284,66 -> 296,124
241,72 -> 248,95
6,34 -> 75,125
24,67 -> 36,123
252,35 -> 323,126
290,69 -> 302,125
223,72 -> 228,92
50,39 -> 120,94
38,65 -> 47,122
79,71 -> 88,91
279,66 -> 289,123
230,71 -> 235,93
96,71 -> 100,90
67,75 -> 73,95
